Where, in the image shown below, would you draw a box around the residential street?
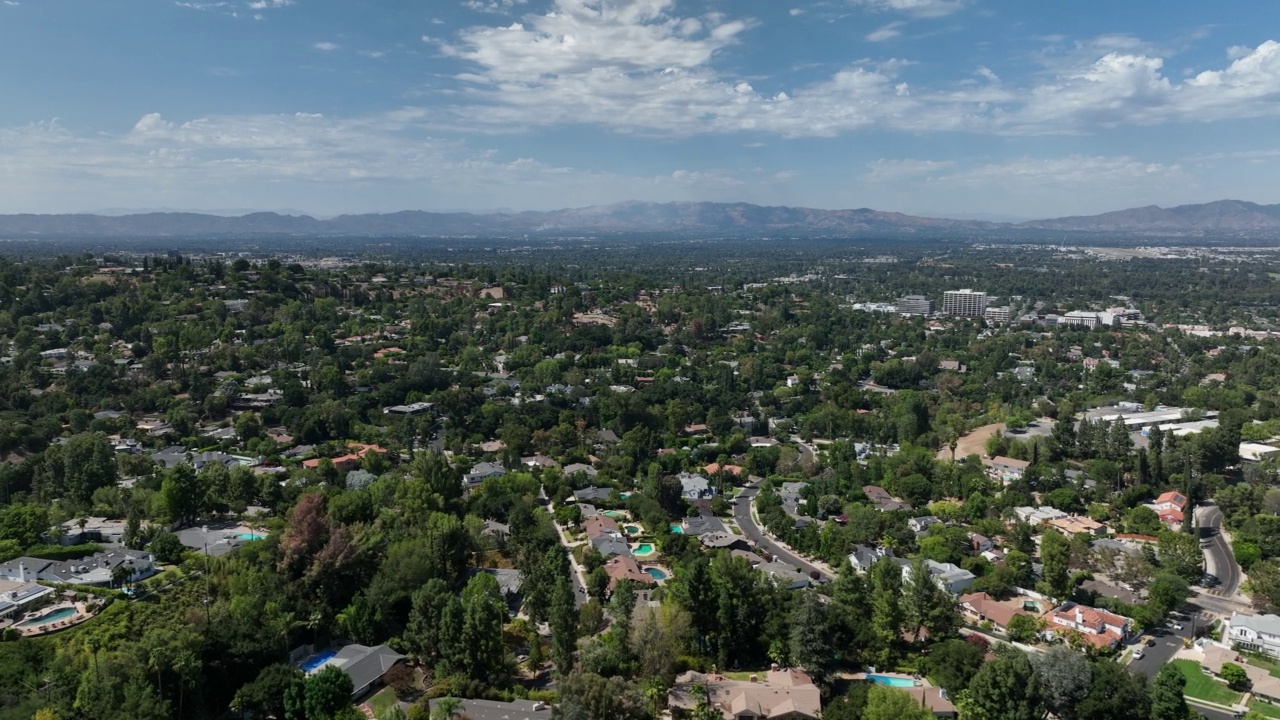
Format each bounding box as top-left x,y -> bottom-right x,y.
734,483 -> 832,582
1127,622 -> 1193,680
1198,503 -> 1243,599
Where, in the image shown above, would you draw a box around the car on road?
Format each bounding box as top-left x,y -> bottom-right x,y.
1170,623 -> 1184,631
1147,638 -> 1156,646
1133,649 -> 1145,660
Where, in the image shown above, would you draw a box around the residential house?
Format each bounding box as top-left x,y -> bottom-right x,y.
584,515 -> 621,540
700,532 -> 750,551
311,644 -> 405,699
1148,490 -> 1189,527
668,668 -> 822,720
522,454 -> 560,470
0,549 -> 157,587
968,533 -> 993,554
909,516 -> 943,534
678,473 -> 717,500
957,592 -> 1040,633
302,443 -> 388,473
426,698 -> 551,720
591,536 -> 632,559
897,686 -> 957,718
864,485 -> 910,512
1046,515 -> 1107,537
603,555 -> 657,591
573,486 -> 615,503
1045,602 -> 1132,649
682,515 -> 727,536
758,562 -> 816,590
987,456 -> 1030,483
47,517 -> 128,546
469,567 -> 523,615
1228,612 -> 1280,659
464,462 -> 507,491
563,463 -> 598,479
0,578 -> 56,621
848,545 -> 894,575
1012,506 -> 1068,527
904,560 -> 977,596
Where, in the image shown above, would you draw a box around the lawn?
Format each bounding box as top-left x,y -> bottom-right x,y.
1170,660 -> 1244,707
1249,701 -> 1280,719
368,687 -> 399,719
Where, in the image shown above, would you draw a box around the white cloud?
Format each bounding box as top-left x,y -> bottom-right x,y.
3,2 -> 20,6
247,0 -> 293,8
313,41 -> 340,51
866,21 -> 904,42
865,158 -> 955,181
789,8 -> 804,16
464,0 -> 527,14
849,0 -> 966,19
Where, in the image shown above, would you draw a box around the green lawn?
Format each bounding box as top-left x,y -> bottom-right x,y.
1250,701 -> 1280,719
1170,660 -> 1244,707
368,687 -> 399,719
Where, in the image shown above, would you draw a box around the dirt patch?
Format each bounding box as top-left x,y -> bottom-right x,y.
938,422 -> 1004,461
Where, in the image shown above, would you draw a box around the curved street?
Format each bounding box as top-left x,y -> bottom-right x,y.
734,482 -> 833,582
1197,503 -> 1242,599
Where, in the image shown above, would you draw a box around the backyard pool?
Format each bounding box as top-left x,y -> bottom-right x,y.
17,607 -> 76,627
299,650 -> 337,673
635,543 -> 655,554
867,675 -> 917,688
624,525 -> 642,534
238,532 -> 266,541
644,567 -> 668,580
669,524 -> 684,534
604,511 -> 626,519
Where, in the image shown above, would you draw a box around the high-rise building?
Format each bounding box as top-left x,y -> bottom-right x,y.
897,295 -> 934,316
943,289 -> 989,317
984,306 -> 1012,324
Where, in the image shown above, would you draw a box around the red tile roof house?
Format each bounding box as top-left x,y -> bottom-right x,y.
603,555 -> 657,592
302,443 -> 389,473
1148,491 -> 1188,527
583,515 -> 621,540
1045,602 -> 1133,649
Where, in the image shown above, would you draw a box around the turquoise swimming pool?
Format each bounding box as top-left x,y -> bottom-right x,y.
17,607 -> 76,627
238,532 -> 265,540
669,524 -> 684,534
644,567 -> 668,580
635,543 -> 655,554
867,674 -> 916,688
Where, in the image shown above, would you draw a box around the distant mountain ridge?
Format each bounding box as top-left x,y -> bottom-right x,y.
0,199 -> 1276,238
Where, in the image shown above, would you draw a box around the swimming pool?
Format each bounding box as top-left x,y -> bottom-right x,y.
635,543 -> 655,554
238,532 -> 265,541
867,674 -> 916,688
299,650 -> 337,673
644,567 -> 668,580
604,511 -> 626,519
624,525 -> 642,534
669,524 -> 684,534
17,607 -> 76,627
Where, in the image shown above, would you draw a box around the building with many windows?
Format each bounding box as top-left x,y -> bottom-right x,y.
897,295 -> 934,316
943,289 -> 988,317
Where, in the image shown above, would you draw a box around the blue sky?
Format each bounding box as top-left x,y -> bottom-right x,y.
3,0 -> 1280,219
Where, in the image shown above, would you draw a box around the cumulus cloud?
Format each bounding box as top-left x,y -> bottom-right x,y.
464,0 -> 527,13
313,41 -> 340,51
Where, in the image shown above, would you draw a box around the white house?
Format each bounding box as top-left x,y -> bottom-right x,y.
1228,612 -> 1280,659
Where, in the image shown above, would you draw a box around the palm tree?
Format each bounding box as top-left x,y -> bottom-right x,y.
431,697 -> 461,720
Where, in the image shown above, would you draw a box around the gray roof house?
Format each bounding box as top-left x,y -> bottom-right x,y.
699,532 -> 749,551
757,561 -> 815,590
902,559 -> 977,596
1228,612 -> 1280,659
464,462 -> 507,489
848,545 -> 894,574
0,549 -> 157,587
426,698 -> 551,720
682,515 -> 727,536
563,463 -> 598,478
315,644 -> 405,698
677,472 -> 716,500
573,486 -> 614,502
591,536 -> 633,559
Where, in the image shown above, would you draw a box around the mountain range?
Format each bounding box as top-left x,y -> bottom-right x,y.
1,199 -> 1278,238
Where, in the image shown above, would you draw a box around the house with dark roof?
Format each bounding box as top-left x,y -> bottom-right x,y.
464,462 -> 506,491
757,561 -> 815,590
426,698 -> 551,720
573,486 -> 614,502
682,515 -> 726,536
848,545 -> 894,575
591,536 -> 632,559
563,463 -> 598,478
699,532 -> 749,551
311,644 -> 405,699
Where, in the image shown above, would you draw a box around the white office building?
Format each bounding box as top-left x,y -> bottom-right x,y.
943,289 -> 988,317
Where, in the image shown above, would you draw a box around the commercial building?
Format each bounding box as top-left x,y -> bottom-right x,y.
983,306 -> 1013,324
898,295 -> 934,316
943,289 -> 988,317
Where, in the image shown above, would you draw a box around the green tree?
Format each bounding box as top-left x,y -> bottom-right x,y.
902,556 -> 958,642
148,532 -> 187,564
1006,614 -> 1041,643
788,592 -> 833,685
869,557 -> 903,665
304,665 -> 354,720
1221,662 -> 1250,689
924,638 -> 987,694
1031,646 -> 1091,720
461,571 -> 509,685
1157,532 -> 1203,582
552,671 -> 650,720
1149,664 -> 1190,720
1075,659 -> 1150,720
1039,528 -> 1071,598
967,650 -> 1043,720
863,684 -> 933,720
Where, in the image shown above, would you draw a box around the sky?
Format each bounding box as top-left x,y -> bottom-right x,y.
3,0 -> 1280,219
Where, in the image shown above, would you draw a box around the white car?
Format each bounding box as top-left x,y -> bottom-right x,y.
1133,649 -> 1145,660
1170,623 -> 1184,631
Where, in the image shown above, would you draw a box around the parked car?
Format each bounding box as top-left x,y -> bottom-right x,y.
1134,649 -> 1145,660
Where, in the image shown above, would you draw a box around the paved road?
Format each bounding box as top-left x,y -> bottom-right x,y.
734,484 -> 832,582
1198,504 -> 1243,599
1128,621 -> 1193,680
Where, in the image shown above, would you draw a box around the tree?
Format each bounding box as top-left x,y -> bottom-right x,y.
549,550 -> 579,672
1221,662 -> 1250,689
789,592 -> 834,685
461,571 -> 509,685
902,557 -> 958,643
629,603 -> 692,683
305,665 -> 354,720
869,557 -> 903,665
1031,646 -> 1091,720
430,697 -> 461,720
1157,532 -> 1203,582
1006,614 -> 1041,643
552,671 -> 650,720
863,684 -> 933,720
1150,664 -> 1189,720
1075,659 -> 1150,720
1040,528 -> 1071,598
231,663 -> 305,719
1147,572 -> 1190,616
148,531 -> 187,564
924,638 -> 987,694
967,650 -> 1043,720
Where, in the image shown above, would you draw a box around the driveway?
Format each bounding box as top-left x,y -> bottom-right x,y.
734,483 -> 831,582
1198,504 -> 1242,599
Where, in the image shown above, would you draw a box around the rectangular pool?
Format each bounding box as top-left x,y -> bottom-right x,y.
868,674 -> 917,688
299,650 -> 337,673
